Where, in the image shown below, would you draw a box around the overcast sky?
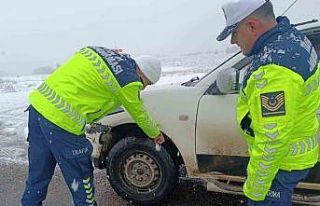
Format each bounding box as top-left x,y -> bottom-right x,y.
0,0 -> 319,75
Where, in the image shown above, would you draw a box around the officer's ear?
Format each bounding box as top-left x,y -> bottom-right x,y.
136,67 -> 151,89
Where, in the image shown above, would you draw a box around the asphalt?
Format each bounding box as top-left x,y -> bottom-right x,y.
0,162 -> 303,206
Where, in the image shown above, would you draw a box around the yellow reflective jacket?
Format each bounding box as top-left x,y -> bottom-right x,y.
29,47 -> 160,138
236,17 -> 319,201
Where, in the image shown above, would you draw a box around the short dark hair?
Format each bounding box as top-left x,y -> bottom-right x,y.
251,1 -> 276,21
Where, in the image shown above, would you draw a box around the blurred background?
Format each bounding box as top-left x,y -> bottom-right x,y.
0,0 -> 319,76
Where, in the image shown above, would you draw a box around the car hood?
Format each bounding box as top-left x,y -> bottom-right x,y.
140,83 -> 205,104
101,82 -> 205,125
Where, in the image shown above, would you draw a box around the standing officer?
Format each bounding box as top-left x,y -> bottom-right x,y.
217,0 -> 319,205
21,47 -> 165,205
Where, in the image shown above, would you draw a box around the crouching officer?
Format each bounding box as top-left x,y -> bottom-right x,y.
217,0 -> 319,205
21,47 -> 165,206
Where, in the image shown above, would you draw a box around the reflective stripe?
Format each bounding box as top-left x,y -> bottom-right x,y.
289,136 -> 318,156
71,114 -> 80,122
80,48 -> 90,55
264,146 -> 277,154
259,162 -> 272,170
43,85 -> 52,96
68,108 -> 77,118
306,138 -> 312,151
89,56 -> 97,61
93,59 -> 101,67
265,131 -> 279,139
96,66 -> 105,74
86,199 -> 95,204
311,136 -> 315,148
313,134 -> 319,148
84,52 -> 93,58
52,95 -> 61,105
86,187 -> 93,194
38,83 -> 45,91
305,84 -> 312,95
312,79 -> 318,90
103,73 -> 109,80
87,192 -> 93,200
83,177 -> 95,205
257,170 -> 269,177
253,70 -> 265,80
41,83 -> 50,94
57,99 -> 65,109
83,183 -> 91,190
78,118 -> 86,125
83,177 -> 90,184
264,123 -> 277,130
291,143 -> 298,156
79,48 -> 119,93
250,192 -> 263,198
48,91 -> 56,101
300,141 -> 305,154
37,82 -> 86,127
256,79 -> 268,89
252,182 -> 262,188
256,179 -> 266,184
262,154 -> 274,161
45,89 -> 53,98
62,103 -> 71,113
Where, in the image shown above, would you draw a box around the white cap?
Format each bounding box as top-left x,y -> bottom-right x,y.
217,0 -> 267,41
134,55 -> 162,84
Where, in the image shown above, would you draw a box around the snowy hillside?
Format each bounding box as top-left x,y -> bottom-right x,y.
0,51 -> 230,164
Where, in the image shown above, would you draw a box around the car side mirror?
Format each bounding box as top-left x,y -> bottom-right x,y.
215,67 -> 240,94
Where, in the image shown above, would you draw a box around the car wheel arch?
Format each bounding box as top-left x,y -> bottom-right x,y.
109,123 -> 185,175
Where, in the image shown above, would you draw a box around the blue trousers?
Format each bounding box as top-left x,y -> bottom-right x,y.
247,169 -> 310,206
21,106 -> 96,206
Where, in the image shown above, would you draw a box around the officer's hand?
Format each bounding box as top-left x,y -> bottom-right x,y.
154,133 -> 165,145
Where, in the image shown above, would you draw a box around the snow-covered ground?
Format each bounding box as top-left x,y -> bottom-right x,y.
0,51 -> 230,164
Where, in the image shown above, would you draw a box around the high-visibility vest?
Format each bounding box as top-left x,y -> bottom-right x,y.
29,47 -> 160,138
237,16 -> 319,201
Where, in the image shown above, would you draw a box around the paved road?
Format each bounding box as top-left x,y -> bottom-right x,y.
1,163 -> 304,206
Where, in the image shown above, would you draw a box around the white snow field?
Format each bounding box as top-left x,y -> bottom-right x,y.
0,51 -> 231,164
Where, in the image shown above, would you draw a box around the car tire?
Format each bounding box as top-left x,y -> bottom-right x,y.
106,136 -> 177,205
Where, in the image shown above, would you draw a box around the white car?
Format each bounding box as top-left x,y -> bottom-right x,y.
88,20 -> 320,205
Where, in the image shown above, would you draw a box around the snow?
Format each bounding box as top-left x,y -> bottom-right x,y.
0,52 -> 229,164
0,76 -> 45,164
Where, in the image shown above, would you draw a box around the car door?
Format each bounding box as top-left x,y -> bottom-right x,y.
195,25 -> 320,182
195,56 -> 251,175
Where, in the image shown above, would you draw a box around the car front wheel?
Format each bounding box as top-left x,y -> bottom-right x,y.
106,136 -> 177,205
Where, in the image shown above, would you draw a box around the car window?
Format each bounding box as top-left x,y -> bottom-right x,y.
233,57 -> 252,93
204,57 -> 250,95
197,51 -> 242,86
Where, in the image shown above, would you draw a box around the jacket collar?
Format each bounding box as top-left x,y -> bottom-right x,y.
247,16 -> 292,56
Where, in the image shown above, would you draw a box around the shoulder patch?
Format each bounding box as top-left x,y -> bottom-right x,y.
260,91 -> 286,117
